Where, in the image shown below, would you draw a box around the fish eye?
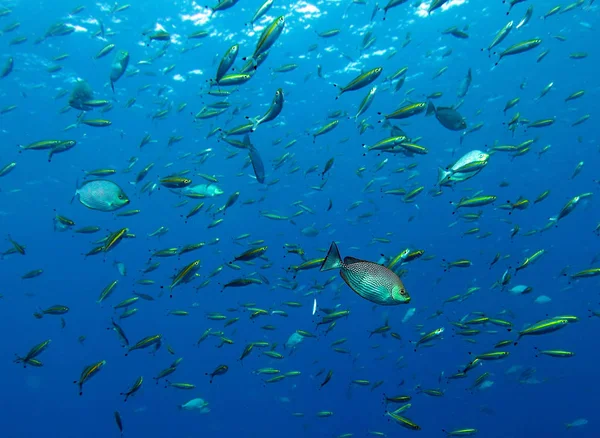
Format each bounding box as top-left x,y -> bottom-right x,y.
118,194 -> 124,199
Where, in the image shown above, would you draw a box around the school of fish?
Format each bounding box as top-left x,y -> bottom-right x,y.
1,0 -> 598,436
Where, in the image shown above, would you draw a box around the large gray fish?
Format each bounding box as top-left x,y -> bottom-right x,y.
426,101 -> 466,131
69,80 -> 94,111
73,180 -> 130,212
109,50 -> 129,93
320,242 -> 411,306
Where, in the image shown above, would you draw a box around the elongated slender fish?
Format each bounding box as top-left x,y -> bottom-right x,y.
249,88 -> 284,130
336,67 -> 382,96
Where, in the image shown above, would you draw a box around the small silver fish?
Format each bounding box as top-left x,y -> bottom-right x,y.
114,261 -> 127,276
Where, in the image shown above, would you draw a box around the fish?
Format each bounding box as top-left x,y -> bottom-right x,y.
437,150 -> 490,186
320,242 -> 411,305
336,67 -> 383,96
456,68 -> 472,98
488,22 -> 513,53
426,101 -> 467,131
247,15 -> 285,66
249,0 -> 274,25
238,135 -> 265,184
109,50 -> 130,92
179,398 -> 211,413
73,180 -> 130,212
499,39 -> 542,60
215,44 -> 239,83
180,184 -> 224,197
249,88 -> 284,131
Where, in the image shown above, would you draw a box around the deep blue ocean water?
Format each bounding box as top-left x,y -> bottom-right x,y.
0,0 -> 599,437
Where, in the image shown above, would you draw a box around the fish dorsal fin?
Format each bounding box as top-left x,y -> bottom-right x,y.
344,256 -> 364,265
426,100 -> 436,116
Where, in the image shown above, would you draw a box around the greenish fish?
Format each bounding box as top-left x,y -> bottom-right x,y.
320,242 -> 411,305
73,180 -> 130,212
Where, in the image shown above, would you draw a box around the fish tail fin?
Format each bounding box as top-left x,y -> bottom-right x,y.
248,116 -> 261,132
241,134 -> 253,149
70,178 -> 80,204
321,242 -> 343,271
242,56 -> 257,70
437,167 -> 451,186
426,100 -> 436,116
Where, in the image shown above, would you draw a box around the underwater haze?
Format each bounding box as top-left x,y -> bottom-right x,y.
1,0 -> 599,437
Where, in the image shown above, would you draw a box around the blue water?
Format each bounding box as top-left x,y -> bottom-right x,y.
1,0 -> 599,437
